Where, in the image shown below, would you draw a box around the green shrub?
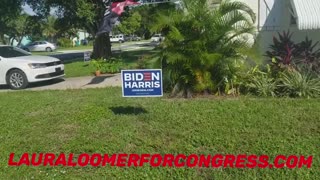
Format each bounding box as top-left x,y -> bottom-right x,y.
136,55 -> 151,69
266,31 -> 320,75
88,40 -> 94,46
90,58 -> 105,71
278,70 -> 320,98
295,37 -> 320,73
103,58 -> 125,74
89,58 -> 125,74
151,0 -> 256,97
243,65 -> 277,97
57,38 -> 73,48
266,31 -> 295,67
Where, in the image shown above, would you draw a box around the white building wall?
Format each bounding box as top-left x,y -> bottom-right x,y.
237,0 -> 320,53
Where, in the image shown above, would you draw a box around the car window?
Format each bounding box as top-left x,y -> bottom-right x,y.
40,42 -> 46,45
0,46 -> 31,58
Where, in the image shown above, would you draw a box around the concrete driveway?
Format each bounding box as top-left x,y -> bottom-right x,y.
0,74 -> 122,92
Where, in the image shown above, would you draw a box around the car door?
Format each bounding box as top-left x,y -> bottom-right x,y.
28,42 -> 38,51
0,47 -> 9,85
37,42 -> 47,51
0,55 -> 5,84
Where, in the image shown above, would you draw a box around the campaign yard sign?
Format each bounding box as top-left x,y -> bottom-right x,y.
122,69 -> 163,97
84,51 -> 91,62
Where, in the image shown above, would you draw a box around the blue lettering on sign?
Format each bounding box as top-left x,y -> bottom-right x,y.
121,69 -> 163,97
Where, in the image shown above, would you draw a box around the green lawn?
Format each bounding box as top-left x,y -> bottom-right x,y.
64,49 -> 160,78
0,88 -> 319,179
64,61 -> 95,78
57,45 -> 93,51
30,40 -> 152,56
31,51 -> 62,56
57,40 -> 151,51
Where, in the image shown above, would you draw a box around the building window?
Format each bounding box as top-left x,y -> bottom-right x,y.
290,15 -> 297,25
289,6 -> 297,25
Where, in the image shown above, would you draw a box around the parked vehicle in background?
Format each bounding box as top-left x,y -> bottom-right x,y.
0,46 -> 64,90
81,39 -> 89,46
124,35 -> 131,42
151,34 -> 164,42
21,41 -> 57,52
110,34 -> 125,43
131,35 -> 141,41
124,35 -> 141,41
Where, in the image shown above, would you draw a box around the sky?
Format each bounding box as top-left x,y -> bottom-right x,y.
22,4 -> 57,16
22,4 -> 36,15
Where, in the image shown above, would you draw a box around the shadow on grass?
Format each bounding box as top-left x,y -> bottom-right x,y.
29,78 -> 65,87
61,49 -> 159,65
114,49 -> 160,64
0,78 -> 65,90
86,75 -> 115,85
110,106 -> 148,115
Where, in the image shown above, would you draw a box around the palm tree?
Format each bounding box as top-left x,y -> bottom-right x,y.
152,0 -> 256,97
43,16 -> 57,42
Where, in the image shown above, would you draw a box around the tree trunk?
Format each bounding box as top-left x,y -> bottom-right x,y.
92,33 -> 112,59
0,33 -> 6,45
17,37 -> 23,46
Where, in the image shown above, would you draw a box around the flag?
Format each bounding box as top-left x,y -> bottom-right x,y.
97,0 -> 140,36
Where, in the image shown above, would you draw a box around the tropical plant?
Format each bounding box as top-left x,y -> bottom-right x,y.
42,16 -> 57,42
117,12 -> 142,35
90,58 -> 105,71
151,0 -> 255,97
278,70 -> 320,98
266,31 -> 296,67
57,38 -> 73,48
294,37 -> 320,73
243,65 -> 277,97
266,31 -> 320,74
136,55 -> 151,69
103,58 -> 124,74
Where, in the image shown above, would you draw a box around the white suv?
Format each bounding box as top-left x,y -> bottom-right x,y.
110,35 -> 125,43
151,34 -> 165,42
0,46 -> 64,89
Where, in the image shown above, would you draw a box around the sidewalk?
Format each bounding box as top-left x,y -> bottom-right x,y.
0,74 -> 122,92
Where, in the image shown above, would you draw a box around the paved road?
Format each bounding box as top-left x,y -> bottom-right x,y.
0,74 -> 122,92
51,41 -> 157,62
0,41 -> 159,92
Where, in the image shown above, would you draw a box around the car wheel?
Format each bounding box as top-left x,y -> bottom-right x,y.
46,47 -> 52,52
6,70 -> 29,90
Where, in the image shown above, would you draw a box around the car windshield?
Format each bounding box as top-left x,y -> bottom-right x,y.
0,46 -> 31,58
153,35 -> 160,37
25,42 -> 37,46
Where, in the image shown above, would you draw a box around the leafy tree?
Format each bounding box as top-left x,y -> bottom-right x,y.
42,16 -> 58,42
132,2 -> 176,39
6,13 -> 45,45
152,0 -> 255,97
6,13 -> 29,45
117,11 -> 142,35
25,0 -> 141,58
0,0 -> 23,44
